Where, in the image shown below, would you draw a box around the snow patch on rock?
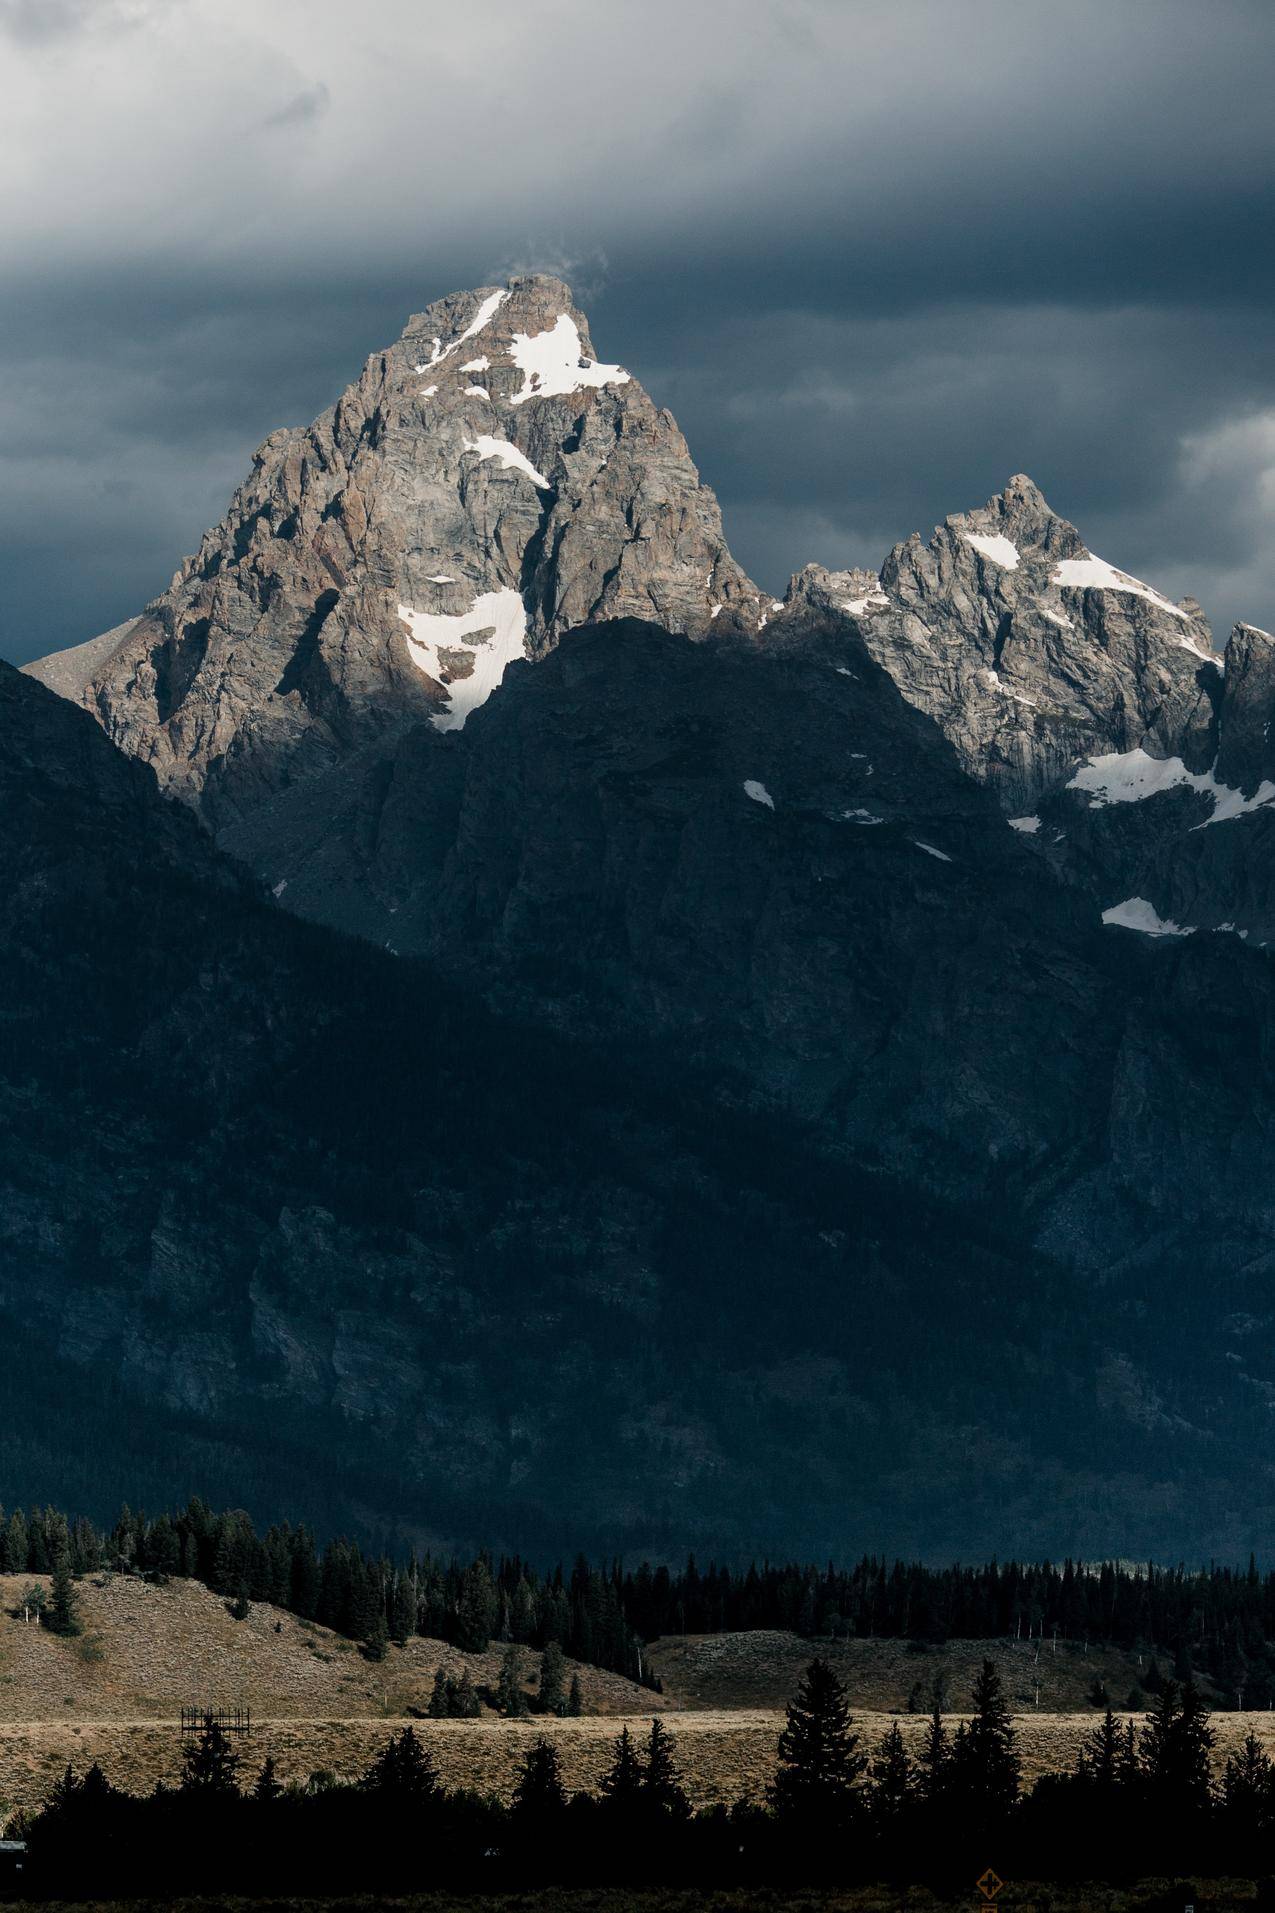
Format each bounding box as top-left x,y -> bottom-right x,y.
743,779 -> 775,809
1008,815 -> 1041,834
1101,897 -> 1194,938
1052,553 -> 1191,623
964,532 -> 1020,570
419,289 -> 509,372
1067,747 -> 1275,826
509,314 -> 630,407
398,589 -> 528,731
913,840 -> 952,862
465,436 -> 551,489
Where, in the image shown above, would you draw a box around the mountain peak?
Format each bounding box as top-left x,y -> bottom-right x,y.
26,278 -> 759,828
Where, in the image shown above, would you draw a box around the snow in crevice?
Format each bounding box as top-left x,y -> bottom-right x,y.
398,589 -> 528,731
841,808 -> 883,825
464,385 -> 491,400
508,314 -> 629,406
1008,815 -> 1041,834
841,589 -> 889,615
1101,897 -> 1194,937
1067,747 -> 1275,827
417,289 -> 509,374
710,603 -> 723,620
964,531 -> 1020,570
1038,606 -> 1074,632
1052,553 -> 1192,623
464,436 -> 551,489
913,840 -> 952,862
427,573 -> 455,584
743,779 -> 775,809
460,357 -> 490,373
418,384 -> 438,399
984,668 -> 1038,709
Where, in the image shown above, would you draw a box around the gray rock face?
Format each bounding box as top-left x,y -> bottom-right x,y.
779,476 -> 1275,948
26,276 -> 759,832
793,474 -> 1222,814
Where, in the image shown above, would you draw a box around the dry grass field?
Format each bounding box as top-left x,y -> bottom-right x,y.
2,1574 -> 1269,1831
8,1705 -> 1275,1823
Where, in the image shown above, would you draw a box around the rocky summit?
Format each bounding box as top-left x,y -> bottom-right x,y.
12,278 -> 1275,1560
26,276 -> 760,832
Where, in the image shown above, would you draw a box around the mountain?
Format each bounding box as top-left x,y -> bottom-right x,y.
785,475 -> 1275,946
12,279 -> 1275,1561
25,275 -> 760,833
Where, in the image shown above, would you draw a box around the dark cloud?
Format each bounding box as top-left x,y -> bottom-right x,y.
1,0 -> 1273,663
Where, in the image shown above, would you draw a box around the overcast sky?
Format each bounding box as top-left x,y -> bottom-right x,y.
2,0 -> 1273,664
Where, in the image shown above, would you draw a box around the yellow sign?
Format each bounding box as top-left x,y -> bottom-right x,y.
976,1869 -> 1004,1902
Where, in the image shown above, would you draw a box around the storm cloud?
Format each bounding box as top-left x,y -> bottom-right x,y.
2,0 -> 1273,662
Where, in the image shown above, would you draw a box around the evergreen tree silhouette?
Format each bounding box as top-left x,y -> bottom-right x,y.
513,1737 -> 568,1818
251,1755 -> 283,1803
916,1698 -> 949,1803
1221,1730 -> 1274,1839
1141,1680 -> 1215,1815
599,1724 -> 644,1809
950,1660 -> 1019,1821
641,1718 -> 690,1818
359,1726 -> 439,1799
180,1715 -> 241,1794
769,1657 -> 866,1826
869,1720 -> 914,1826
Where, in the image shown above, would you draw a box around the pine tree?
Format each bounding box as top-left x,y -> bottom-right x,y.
360,1726 -> 439,1799
1140,1680 -> 1215,1815
566,1673 -> 583,1716
497,1643 -> 529,1716
599,1724 -> 644,1808
363,1612 -> 389,1662
43,1558 -> 81,1638
180,1714 -> 241,1794
869,1721 -> 914,1826
428,1666 -> 451,1718
950,1660 -> 1019,1821
390,1575 -> 417,1646
916,1699 -> 949,1804
512,1737 -> 567,1817
1078,1708 -> 1121,1790
251,1756 -> 283,1803
456,1668 -> 480,1717
1221,1731 -> 1274,1836
457,1558 -> 497,1653
769,1658 -> 866,1825
641,1717 -> 690,1818
539,1639 -> 566,1716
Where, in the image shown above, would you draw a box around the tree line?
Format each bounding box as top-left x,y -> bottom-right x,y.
9,1497 -> 1275,1700
11,1659 -> 1275,1895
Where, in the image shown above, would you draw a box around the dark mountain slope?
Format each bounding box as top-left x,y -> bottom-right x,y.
6,655 -> 1275,1562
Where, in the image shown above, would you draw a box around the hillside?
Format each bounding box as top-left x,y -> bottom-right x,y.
646,1630 -> 1185,1714
0,1575 -> 659,1722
